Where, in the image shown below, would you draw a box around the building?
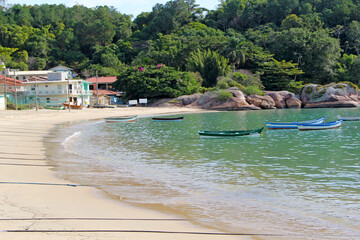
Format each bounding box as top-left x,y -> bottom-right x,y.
0,75 -> 24,92
22,72 -> 92,107
86,76 -> 123,105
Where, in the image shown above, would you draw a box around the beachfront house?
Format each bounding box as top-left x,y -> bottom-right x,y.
22,72 -> 92,107
86,76 -> 123,105
0,93 -> 5,110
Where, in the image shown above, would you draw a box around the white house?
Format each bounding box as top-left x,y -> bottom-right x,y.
22,72 -> 92,107
0,93 -> 5,110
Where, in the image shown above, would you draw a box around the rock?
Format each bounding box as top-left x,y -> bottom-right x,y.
176,93 -> 202,106
267,91 -> 294,108
301,83 -> 360,108
209,97 -> 260,111
285,97 -> 302,108
304,101 -> 360,108
189,89 -> 255,110
246,95 -> 276,109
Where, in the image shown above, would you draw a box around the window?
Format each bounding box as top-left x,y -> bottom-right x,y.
89,85 -> 94,90
46,98 -> 50,103
57,85 -> 62,90
45,85 -> 48,87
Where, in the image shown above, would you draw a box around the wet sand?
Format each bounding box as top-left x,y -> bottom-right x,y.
0,107 -> 256,240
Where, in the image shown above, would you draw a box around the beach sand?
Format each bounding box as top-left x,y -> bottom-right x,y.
0,107 -> 256,240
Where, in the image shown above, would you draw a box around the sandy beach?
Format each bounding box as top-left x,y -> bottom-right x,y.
0,107 -> 256,240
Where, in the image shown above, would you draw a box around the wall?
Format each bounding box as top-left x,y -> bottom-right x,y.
0,94 -> 5,110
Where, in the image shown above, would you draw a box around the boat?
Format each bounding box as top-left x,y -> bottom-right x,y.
297,119 -> 343,131
152,116 -> 184,122
63,103 -> 83,109
105,116 -> 137,122
43,105 -> 65,110
337,115 -> 360,121
198,127 -> 264,137
265,117 -> 325,129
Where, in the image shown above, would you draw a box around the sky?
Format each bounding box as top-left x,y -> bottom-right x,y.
5,0 -> 221,18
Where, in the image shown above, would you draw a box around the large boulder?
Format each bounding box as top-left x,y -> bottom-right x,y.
246,94 -> 276,109
176,93 -> 202,106
266,91 -> 302,109
301,83 -> 360,108
190,89 -> 260,110
285,97 -> 302,108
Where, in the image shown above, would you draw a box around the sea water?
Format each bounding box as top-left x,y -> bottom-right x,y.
49,108 -> 360,239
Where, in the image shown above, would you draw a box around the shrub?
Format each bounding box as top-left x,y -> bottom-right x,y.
231,72 -> 264,89
243,86 -> 264,95
339,81 -> 359,91
286,80 -> 305,95
216,90 -> 233,102
216,77 -> 244,89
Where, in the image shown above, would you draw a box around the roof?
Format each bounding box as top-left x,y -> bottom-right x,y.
50,65 -> 72,70
0,75 -> 23,86
94,89 -> 122,96
86,76 -> 117,84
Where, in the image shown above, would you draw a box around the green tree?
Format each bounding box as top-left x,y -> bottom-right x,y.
335,54 -> 360,85
260,58 -> 304,90
270,28 -> 341,83
113,65 -> 201,100
222,37 -> 247,71
186,49 -> 230,87
346,21 -> 360,54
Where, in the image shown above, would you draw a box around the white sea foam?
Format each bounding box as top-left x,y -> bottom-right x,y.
61,131 -> 81,154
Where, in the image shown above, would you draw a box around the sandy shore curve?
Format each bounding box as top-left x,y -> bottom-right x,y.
0,107 -> 256,240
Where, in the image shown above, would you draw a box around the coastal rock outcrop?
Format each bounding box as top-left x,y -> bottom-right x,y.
189,90 -> 260,110
266,91 -> 301,109
246,94 -> 276,109
301,83 -> 360,108
176,93 -> 202,106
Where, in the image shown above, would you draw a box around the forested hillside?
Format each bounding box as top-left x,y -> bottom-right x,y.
1,0 -> 360,97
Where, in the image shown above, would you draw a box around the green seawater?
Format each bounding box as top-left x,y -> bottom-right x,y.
54,108 -> 360,238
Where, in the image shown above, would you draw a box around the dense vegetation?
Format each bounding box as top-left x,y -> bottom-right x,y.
1,0 -> 360,99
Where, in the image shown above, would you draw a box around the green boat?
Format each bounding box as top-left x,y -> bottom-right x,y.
198,127 -> 264,137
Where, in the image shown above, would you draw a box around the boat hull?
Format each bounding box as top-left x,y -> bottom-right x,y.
298,119 -> 343,130
105,116 -> 137,122
198,127 -> 264,137
152,117 -> 184,122
337,116 -> 360,121
265,117 -> 325,129
63,103 -> 83,109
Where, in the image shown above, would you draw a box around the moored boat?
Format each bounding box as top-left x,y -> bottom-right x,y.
337,115 -> 360,121
297,119 -> 343,131
198,127 -> 264,137
265,116 -> 325,129
105,115 -> 137,122
63,103 -> 83,109
152,116 -> 184,122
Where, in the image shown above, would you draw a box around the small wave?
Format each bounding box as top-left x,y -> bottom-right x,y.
61,131 -> 81,154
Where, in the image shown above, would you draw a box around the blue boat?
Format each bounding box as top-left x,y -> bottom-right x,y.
298,119 -> 343,130
265,116 -> 325,129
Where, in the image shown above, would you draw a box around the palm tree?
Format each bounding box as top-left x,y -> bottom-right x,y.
223,37 -> 246,72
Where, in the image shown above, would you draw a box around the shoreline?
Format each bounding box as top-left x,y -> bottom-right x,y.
0,107 -> 256,240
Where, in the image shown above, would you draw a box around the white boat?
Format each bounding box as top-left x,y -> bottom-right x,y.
265,117 -> 325,129
337,115 -> 360,121
105,116 -> 137,122
298,119 -> 343,131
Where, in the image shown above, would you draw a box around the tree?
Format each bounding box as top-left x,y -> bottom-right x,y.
346,21 -> 360,54
260,58 -> 304,90
186,49 -> 230,87
222,37 -> 246,71
113,65 -> 201,100
335,54 -> 360,85
269,28 -> 341,83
